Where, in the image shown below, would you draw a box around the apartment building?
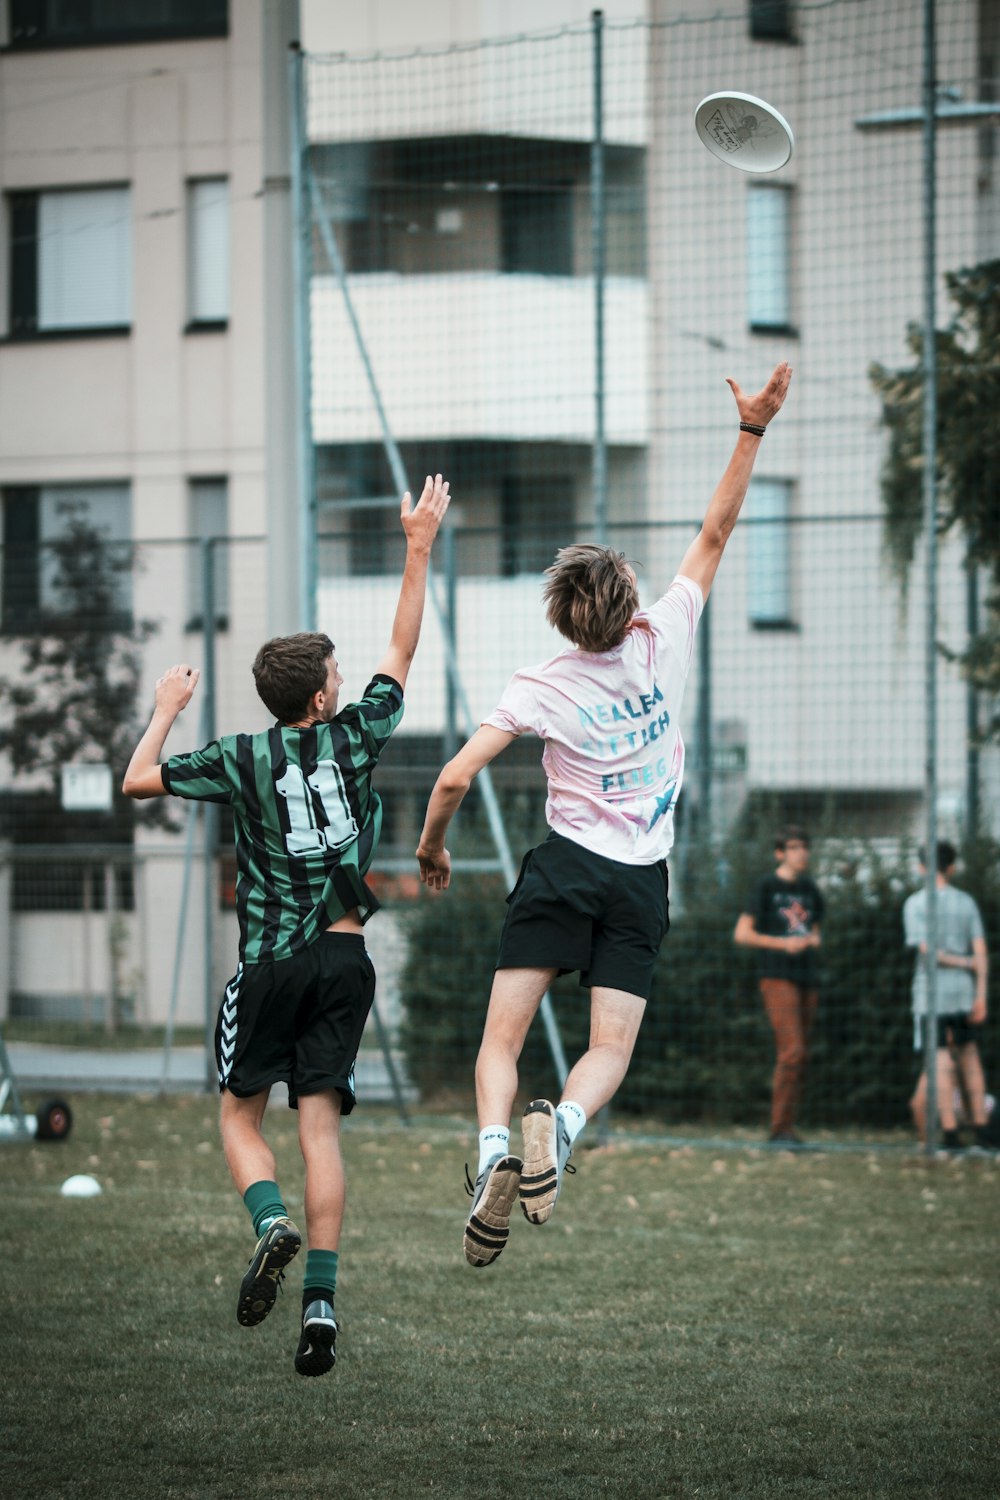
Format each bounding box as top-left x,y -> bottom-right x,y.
0,0 -> 302,1023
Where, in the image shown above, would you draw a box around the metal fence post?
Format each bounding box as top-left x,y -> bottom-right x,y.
201,538 -> 219,1091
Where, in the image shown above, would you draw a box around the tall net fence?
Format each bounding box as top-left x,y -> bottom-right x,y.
2,1 -> 999,1143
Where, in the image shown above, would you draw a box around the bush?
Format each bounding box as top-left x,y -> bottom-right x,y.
398,832 -> 1000,1130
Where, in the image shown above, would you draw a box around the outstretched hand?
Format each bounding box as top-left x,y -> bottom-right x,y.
726,361 -> 792,429
400,473 -> 451,552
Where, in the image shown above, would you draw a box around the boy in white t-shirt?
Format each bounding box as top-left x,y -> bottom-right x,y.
416,362 -> 792,1266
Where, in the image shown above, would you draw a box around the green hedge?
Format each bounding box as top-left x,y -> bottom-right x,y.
398,836 -> 1000,1129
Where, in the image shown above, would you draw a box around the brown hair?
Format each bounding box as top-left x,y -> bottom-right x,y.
252,632 -> 335,722
775,824 -> 811,852
542,544 -> 643,653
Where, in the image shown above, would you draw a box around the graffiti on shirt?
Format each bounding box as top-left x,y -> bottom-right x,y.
778,897 -> 812,935
576,683 -> 676,826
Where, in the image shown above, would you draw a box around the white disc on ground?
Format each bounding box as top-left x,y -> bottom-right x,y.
694,91 -> 794,173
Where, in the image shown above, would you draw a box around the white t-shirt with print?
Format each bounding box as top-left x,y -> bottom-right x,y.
484,574 -> 704,865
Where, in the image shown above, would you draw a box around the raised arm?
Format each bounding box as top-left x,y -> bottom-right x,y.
678,362 -> 793,601
415,724 -> 516,890
374,474 -> 450,690
122,664 -> 200,799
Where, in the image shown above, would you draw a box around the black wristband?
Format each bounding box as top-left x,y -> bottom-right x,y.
740,421 -> 767,437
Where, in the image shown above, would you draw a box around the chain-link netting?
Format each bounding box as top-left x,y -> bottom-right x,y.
2,2 -> 998,1144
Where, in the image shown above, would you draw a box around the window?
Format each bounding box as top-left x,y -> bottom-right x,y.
1,483 -> 131,632
186,178 -> 229,328
749,0 -> 794,42
8,0 -> 227,49
501,474 -> 575,575
501,187 -> 574,276
746,478 -> 793,627
312,137 -> 645,280
8,185 -> 131,335
747,184 -> 793,332
186,478 -> 229,628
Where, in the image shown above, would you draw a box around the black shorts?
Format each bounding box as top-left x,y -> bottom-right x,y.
215,933 -> 375,1111
495,829 -> 669,1000
923,1012 -> 982,1050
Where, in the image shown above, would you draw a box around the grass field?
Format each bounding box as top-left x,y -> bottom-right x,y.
3,1092 -> 998,1500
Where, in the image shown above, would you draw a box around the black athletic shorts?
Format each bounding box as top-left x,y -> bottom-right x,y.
925,1012 -> 982,1050
495,829 -> 669,1000
215,933 -> 375,1111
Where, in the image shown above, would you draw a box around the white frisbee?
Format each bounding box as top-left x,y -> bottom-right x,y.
694,91 -> 794,173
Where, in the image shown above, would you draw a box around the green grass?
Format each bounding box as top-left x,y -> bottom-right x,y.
3,1094 -> 998,1500
3,1019 -> 207,1049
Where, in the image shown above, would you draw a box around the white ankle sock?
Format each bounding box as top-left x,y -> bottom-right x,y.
478,1125 -> 510,1174
557,1100 -> 587,1144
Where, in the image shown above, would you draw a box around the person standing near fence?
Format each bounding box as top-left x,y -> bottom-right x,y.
122,474 -> 450,1374
903,841 -> 991,1152
415,362 -> 792,1267
733,827 -> 824,1148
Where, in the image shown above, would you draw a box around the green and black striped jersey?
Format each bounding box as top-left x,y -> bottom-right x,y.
162,675 -> 404,964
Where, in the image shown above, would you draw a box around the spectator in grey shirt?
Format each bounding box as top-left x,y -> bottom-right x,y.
903,841 -> 990,1150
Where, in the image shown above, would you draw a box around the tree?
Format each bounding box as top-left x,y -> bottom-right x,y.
869,257 -> 1000,737
0,500 -> 160,805
0,501 -> 169,1029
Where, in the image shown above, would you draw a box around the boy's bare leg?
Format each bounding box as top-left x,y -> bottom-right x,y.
475,966 -> 557,1128
520,986 -> 646,1227
955,1043 -> 987,1127
935,1048 -> 959,1131
297,1089 -> 345,1250
220,1087 -> 275,1192
561,986 -> 647,1117
220,1088 -> 301,1326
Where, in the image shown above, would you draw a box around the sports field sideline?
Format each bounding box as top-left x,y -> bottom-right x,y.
3,1092 -> 998,1500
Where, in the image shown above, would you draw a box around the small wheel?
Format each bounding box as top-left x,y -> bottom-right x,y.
35,1099 -> 73,1141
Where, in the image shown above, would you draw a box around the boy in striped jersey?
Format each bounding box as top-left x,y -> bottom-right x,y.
124,473 -> 450,1374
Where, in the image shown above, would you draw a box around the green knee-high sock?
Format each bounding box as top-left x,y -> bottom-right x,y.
302,1250 -> 339,1309
243,1180 -> 288,1238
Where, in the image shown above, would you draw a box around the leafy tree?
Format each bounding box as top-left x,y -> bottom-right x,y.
0,500 -> 161,812
869,257 -> 1000,736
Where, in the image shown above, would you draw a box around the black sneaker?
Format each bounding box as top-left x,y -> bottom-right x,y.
520,1100 -> 574,1225
236,1216 -> 302,1327
463,1153 -> 522,1267
941,1129 -> 965,1154
294,1298 -> 337,1377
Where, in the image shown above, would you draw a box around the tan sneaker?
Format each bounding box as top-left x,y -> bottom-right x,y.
463,1154 -> 522,1267
520,1099 -> 573,1225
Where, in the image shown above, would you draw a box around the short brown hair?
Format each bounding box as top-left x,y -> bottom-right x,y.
775,824 -> 810,852
542,544 -> 642,653
252,632 -> 335,722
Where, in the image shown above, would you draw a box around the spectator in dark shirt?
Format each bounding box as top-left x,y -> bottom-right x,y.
734,826 -> 824,1146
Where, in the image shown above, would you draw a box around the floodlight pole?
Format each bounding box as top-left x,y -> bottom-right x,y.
918,0 -> 940,1154
591,9 -> 608,543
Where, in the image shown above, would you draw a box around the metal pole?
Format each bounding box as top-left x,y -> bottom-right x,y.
289,42 -> 318,630
696,597 -> 712,832
921,0 -> 941,1154
443,523 -> 458,764
591,9 -> 608,543
306,169 -> 570,1085
966,545 -> 980,840
201,539 -> 219,1092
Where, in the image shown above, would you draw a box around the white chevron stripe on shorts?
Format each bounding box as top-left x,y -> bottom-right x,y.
218,964 -> 243,1085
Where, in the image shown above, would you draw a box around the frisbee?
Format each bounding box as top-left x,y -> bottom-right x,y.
694,91 -> 794,173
